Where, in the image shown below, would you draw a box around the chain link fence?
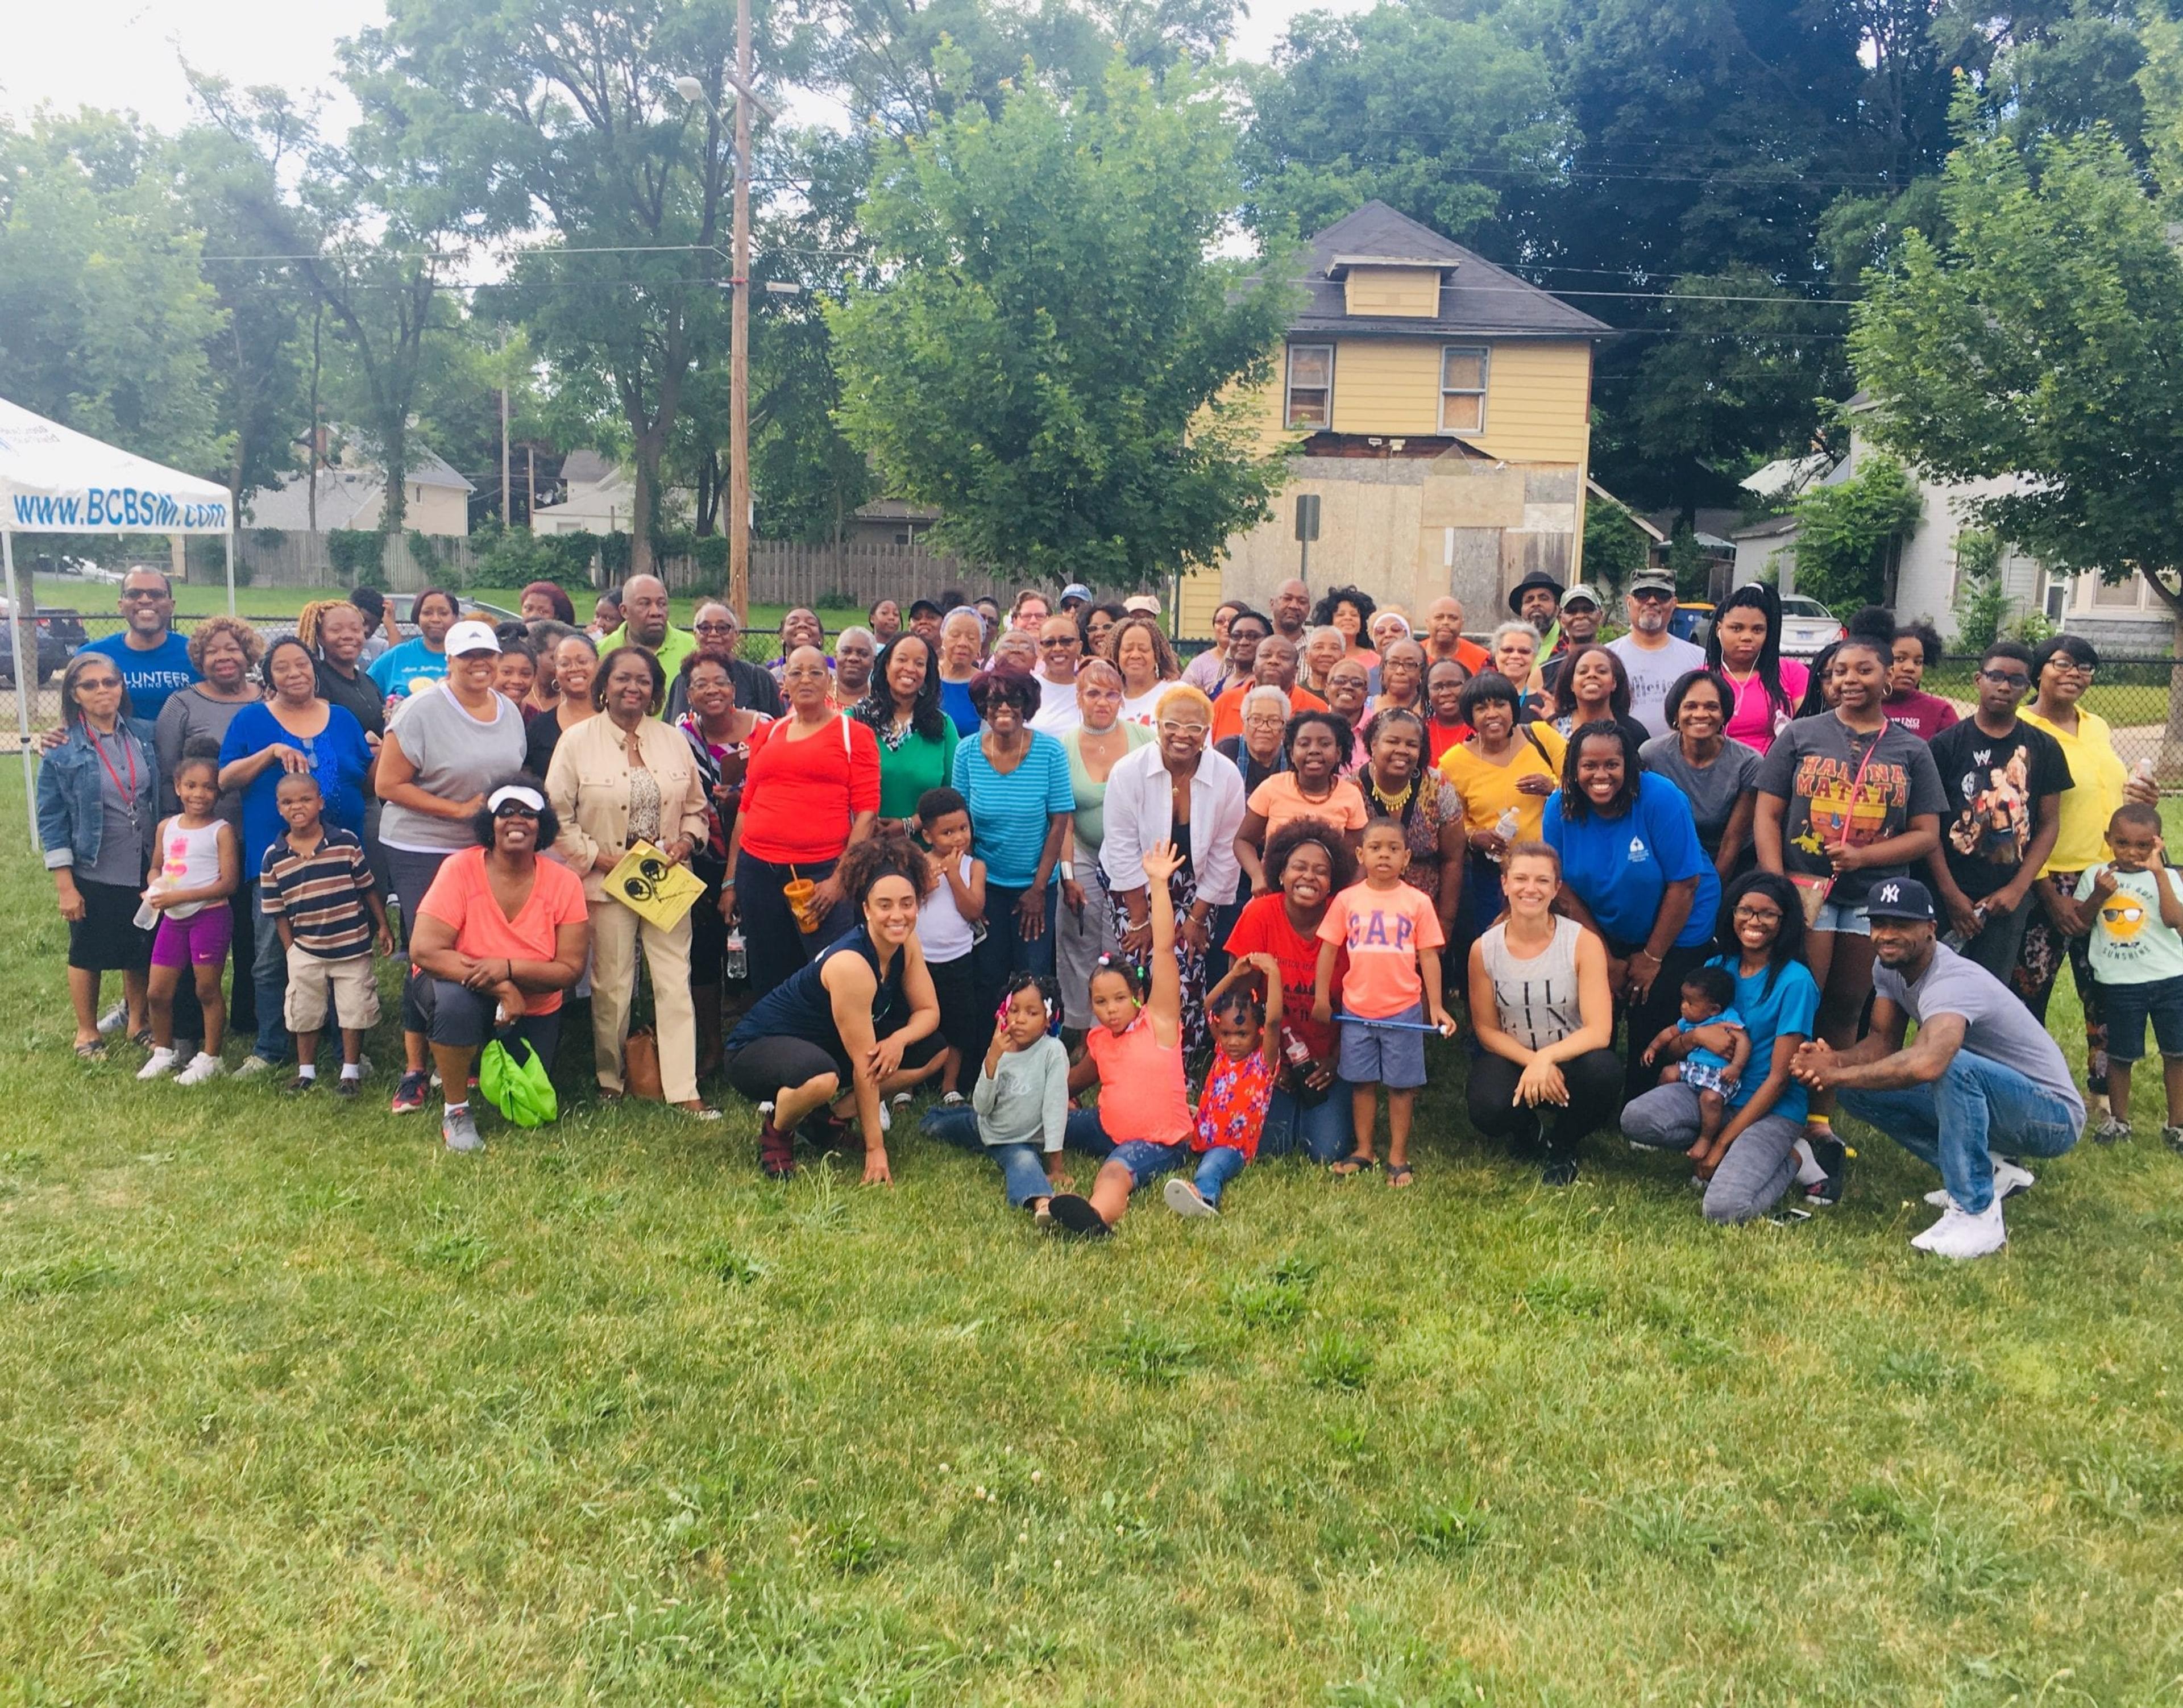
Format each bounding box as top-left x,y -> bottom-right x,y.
1928,654 -> 2183,786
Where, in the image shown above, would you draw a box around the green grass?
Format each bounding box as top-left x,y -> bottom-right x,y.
6,767 -> 2183,1703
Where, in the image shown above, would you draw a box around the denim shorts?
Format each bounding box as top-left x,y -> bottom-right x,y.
1105,1138 -> 1192,1189
1337,1003 -> 1429,1088
1811,898 -> 1870,936
2099,973 -> 2183,1062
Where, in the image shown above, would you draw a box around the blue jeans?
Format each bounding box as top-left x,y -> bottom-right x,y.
1839,1049 -> 2082,1214
249,886 -> 291,1063
920,1106 -> 1056,1207
1063,1109 -> 1189,1186
1192,1144 -> 1248,1206
1256,1082 -> 1356,1163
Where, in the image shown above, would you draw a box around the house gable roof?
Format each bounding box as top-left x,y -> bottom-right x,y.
1289,201 -> 1611,342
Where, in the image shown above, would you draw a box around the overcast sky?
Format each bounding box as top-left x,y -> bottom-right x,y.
0,0 -> 1363,136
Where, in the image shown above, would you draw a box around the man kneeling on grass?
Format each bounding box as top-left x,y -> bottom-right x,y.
1789,876 -> 2083,1260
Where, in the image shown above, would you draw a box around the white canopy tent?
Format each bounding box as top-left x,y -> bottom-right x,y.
0,398 -> 236,847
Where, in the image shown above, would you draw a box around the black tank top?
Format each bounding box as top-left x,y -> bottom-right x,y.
725,925 -> 905,1056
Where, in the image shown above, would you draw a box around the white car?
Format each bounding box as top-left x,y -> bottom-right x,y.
1778,595 -> 1845,658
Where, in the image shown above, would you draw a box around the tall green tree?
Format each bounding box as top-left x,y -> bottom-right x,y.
829,64 -> 1294,582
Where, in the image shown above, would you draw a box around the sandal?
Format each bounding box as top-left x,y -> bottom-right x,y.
1047,1193 -> 1111,1239
758,1120 -> 798,1180
129,1027 -> 155,1050
1328,1154 -> 1379,1177
73,1040 -> 107,1061
1384,1162 -> 1415,1189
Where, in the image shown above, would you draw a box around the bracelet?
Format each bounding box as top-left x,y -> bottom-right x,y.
1058,861 -> 1075,881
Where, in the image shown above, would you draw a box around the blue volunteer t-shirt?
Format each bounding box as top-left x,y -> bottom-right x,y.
1707,953 -> 1820,1125
81,630 -> 198,722
366,635 -> 449,697
951,729 -> 1074,889
1541,771 -> 1718,951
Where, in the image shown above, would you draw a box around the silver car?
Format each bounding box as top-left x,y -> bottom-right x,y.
1778,595 -> 1844,658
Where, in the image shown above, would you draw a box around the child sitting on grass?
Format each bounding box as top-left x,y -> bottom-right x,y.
137,743 -> 239,1085
1641,964 -> 1751,1179
1165,952 -> 1284,1219
919,970 -> 1074,1217
914,786 -> 985,1104
2074,802 -> 2183,1148
1047,840 -> 1193,1239
1312,817 -> 1455,1188
259,771 -> 394,1097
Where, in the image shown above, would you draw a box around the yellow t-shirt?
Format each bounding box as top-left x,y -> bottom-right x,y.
1437,722 -> 1567,843
2020,706 -> 2129,874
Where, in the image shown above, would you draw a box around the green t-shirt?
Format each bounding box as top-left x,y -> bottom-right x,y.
875,721 -> 959,820
601,622 -> 697,680
2074,863 -> 2183,985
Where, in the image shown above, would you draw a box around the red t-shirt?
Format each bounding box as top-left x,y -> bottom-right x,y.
1224,892 -> 1346,1062
737,714 -> 882,864
415,847 -> 588,1015
1426,719 -> 1472,766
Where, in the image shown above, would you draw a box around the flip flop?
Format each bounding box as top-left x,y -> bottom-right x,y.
1163,1178 -> 1218,1218
73,1040 -> 106,1061
1327,1154 -> 1379,1178
1384,1162 -> 1416,1189
1047,1194 -> 1111,1239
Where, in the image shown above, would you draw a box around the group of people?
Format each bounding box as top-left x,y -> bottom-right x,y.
36,568 -> 2163,1257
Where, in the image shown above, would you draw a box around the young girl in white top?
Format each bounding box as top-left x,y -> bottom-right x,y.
139,745 -> 240,1084
916,786 -> 986,1102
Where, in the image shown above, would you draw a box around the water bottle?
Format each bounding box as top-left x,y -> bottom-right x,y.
1281,1026 -> 1327,1108
1491,805 -> 1521,862
723,929 -> 748,982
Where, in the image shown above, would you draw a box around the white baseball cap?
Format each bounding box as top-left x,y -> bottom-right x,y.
445,618 -> 502,656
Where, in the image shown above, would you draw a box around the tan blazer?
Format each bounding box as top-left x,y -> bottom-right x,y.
545,713 -> 711,903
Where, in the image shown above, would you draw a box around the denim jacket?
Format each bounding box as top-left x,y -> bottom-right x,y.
36,717 -> 157,871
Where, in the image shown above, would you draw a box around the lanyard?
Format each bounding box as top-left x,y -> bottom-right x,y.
1833,722 -> 1885,846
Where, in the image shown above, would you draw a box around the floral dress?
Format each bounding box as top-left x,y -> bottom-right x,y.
1358,769 -> 1463,907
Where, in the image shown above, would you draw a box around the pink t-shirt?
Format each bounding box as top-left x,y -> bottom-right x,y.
1720,660 -> 1808,757
1085,1012 -> 1194,1145
1317,880 -> 1445,1018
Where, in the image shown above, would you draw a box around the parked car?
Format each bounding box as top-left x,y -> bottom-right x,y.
0,600 -> 85,685
388,593 -> 523,632
1778,595 -> 1845,658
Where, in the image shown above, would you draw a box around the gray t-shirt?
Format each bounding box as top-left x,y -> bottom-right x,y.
1640,733 -> 1762,855
1875,942 -> 2085,1126
379,686 -> 528,852
1608,633 -> 1707,738
970,1033 -> 1071,1152
82,726 -> 155,886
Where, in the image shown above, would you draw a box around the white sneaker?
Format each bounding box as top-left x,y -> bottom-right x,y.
135,1047 -> 179,1081
234,1053 -> 279,1078
1925,1158 -> 2034,1208
98,1000 -> 130,1035
175,1052 -> 225,1086
1164,1178 -> 1218,1219
1914,1196 -> 2007,1260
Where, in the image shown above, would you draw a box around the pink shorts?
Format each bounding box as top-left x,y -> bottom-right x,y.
150,905 -> 234,970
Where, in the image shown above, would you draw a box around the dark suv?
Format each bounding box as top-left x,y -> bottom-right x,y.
0,600 -> 85,685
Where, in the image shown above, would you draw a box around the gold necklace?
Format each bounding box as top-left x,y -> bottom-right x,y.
1365,770 -> 1417,815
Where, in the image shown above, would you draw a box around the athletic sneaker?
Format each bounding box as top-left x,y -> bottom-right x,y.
758,1116 -> 797,1179
2165,1126 -> 2183,1154
1924,1158 -> 2034,1209
1541,1156 -> 1579,1188
389,1071 -> 430,1114
333,1074 -> 361,1099
175,1052 -> 225,1086
442,1104 -> 484,1153
135,1046 -> 179,1082
284,1073 -> 319,1096
1913,1195 -> 2007,1260
97,1000 -> 129,1036
234,1053 -> 279,1078
1804,1135 -> 1848,1207
1164,1178 -> 1218,1219
2093,1116 -> 2131,1144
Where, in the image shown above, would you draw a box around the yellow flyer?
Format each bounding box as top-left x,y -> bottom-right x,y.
603,840 -> 706,930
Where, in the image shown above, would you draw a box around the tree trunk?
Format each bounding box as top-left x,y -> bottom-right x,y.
2165,597 -> 2183,786
380,416 -> 410,539
629,434 -> 662,577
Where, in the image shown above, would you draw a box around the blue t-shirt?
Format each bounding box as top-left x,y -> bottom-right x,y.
1706,954 -> 1820,1124
219,700 -> 374,869
366,636 -> 449,697
951,729 -> 1074,889
81,630 -> 198,722
940,678 -> 980,741
1541,771 -> 1718,951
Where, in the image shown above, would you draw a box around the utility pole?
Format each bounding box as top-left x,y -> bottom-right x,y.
728,0 -> 753,625
500,385 -> 512,529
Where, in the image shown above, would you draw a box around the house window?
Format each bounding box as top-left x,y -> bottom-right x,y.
1440,347 -> 1488,434
2094,572 -> 2145,609
1285,344 -> 1333,430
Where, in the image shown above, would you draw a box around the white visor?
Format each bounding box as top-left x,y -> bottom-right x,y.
487,784 -> 546,813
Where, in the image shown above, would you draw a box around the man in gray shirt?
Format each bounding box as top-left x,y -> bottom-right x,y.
1791,876 -> 2083,1260
1607,570 -> 1705,738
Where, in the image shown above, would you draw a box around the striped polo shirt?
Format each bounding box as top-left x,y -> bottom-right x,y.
260,828 -> 376,959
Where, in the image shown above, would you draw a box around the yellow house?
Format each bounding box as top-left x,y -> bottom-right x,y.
1181,201 -> 1609,638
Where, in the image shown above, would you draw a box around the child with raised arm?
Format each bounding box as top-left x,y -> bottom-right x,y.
1641,964 -> 1752,1178
1047,840 -> 1194,1237
137,745 -> 239,1085
1313,816 -> 1455,1188
914,786 -> 986,1103
1165,951 -> 1285,1219
2075,802 -> 2183,1147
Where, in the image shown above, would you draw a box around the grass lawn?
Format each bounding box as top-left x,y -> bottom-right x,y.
6,768 -> 2183,1703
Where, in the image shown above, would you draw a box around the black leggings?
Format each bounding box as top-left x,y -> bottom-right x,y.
1466,1047 -> 1626,1163
1609,939 -> 1712,1102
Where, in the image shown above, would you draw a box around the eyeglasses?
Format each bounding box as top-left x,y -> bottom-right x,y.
2049,658 -> 2096,676
1977,669 -> 2032,688
694,621 -> 737,636
1039,635 -> 1080,649
1159,720 -> 1209,738
76,675 -> 123,690
1732,904 -> 1782,922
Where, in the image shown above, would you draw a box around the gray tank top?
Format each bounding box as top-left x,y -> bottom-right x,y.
1479,916 -> 1586,1052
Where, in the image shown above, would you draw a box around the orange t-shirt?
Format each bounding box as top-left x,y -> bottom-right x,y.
1317,880 -> 1445,1018
1247,772 -> 1368,838
1210,681 -> 1328,745
1435,638 -> 1491,676
415,846 -> 590,1015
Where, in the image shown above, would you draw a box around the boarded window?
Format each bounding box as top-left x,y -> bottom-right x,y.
1286,344 -> 1333,429
1441,346 -> 1488,434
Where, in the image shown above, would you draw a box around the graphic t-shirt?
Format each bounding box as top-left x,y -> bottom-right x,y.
1929,718 -> 2071,901
1883,688 -> 1960,741
1607,633 -> 1707,738
1754,713 -> 1947,907
81,630 -> 198,723
1318,880 -> 1444,1017
1194,1046 -> 1276,1158
1541,771 -> 1719,951
1225,893 -> 1346,1062
2073,864 -> 2183,985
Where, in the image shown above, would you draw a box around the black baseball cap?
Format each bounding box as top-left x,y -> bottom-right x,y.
1863,876 -> 1937,922
907,598 -> 944,619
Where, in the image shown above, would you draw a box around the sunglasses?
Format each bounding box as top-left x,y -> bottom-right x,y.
1629,588 -> 1676,603
493,801 -> 541,819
